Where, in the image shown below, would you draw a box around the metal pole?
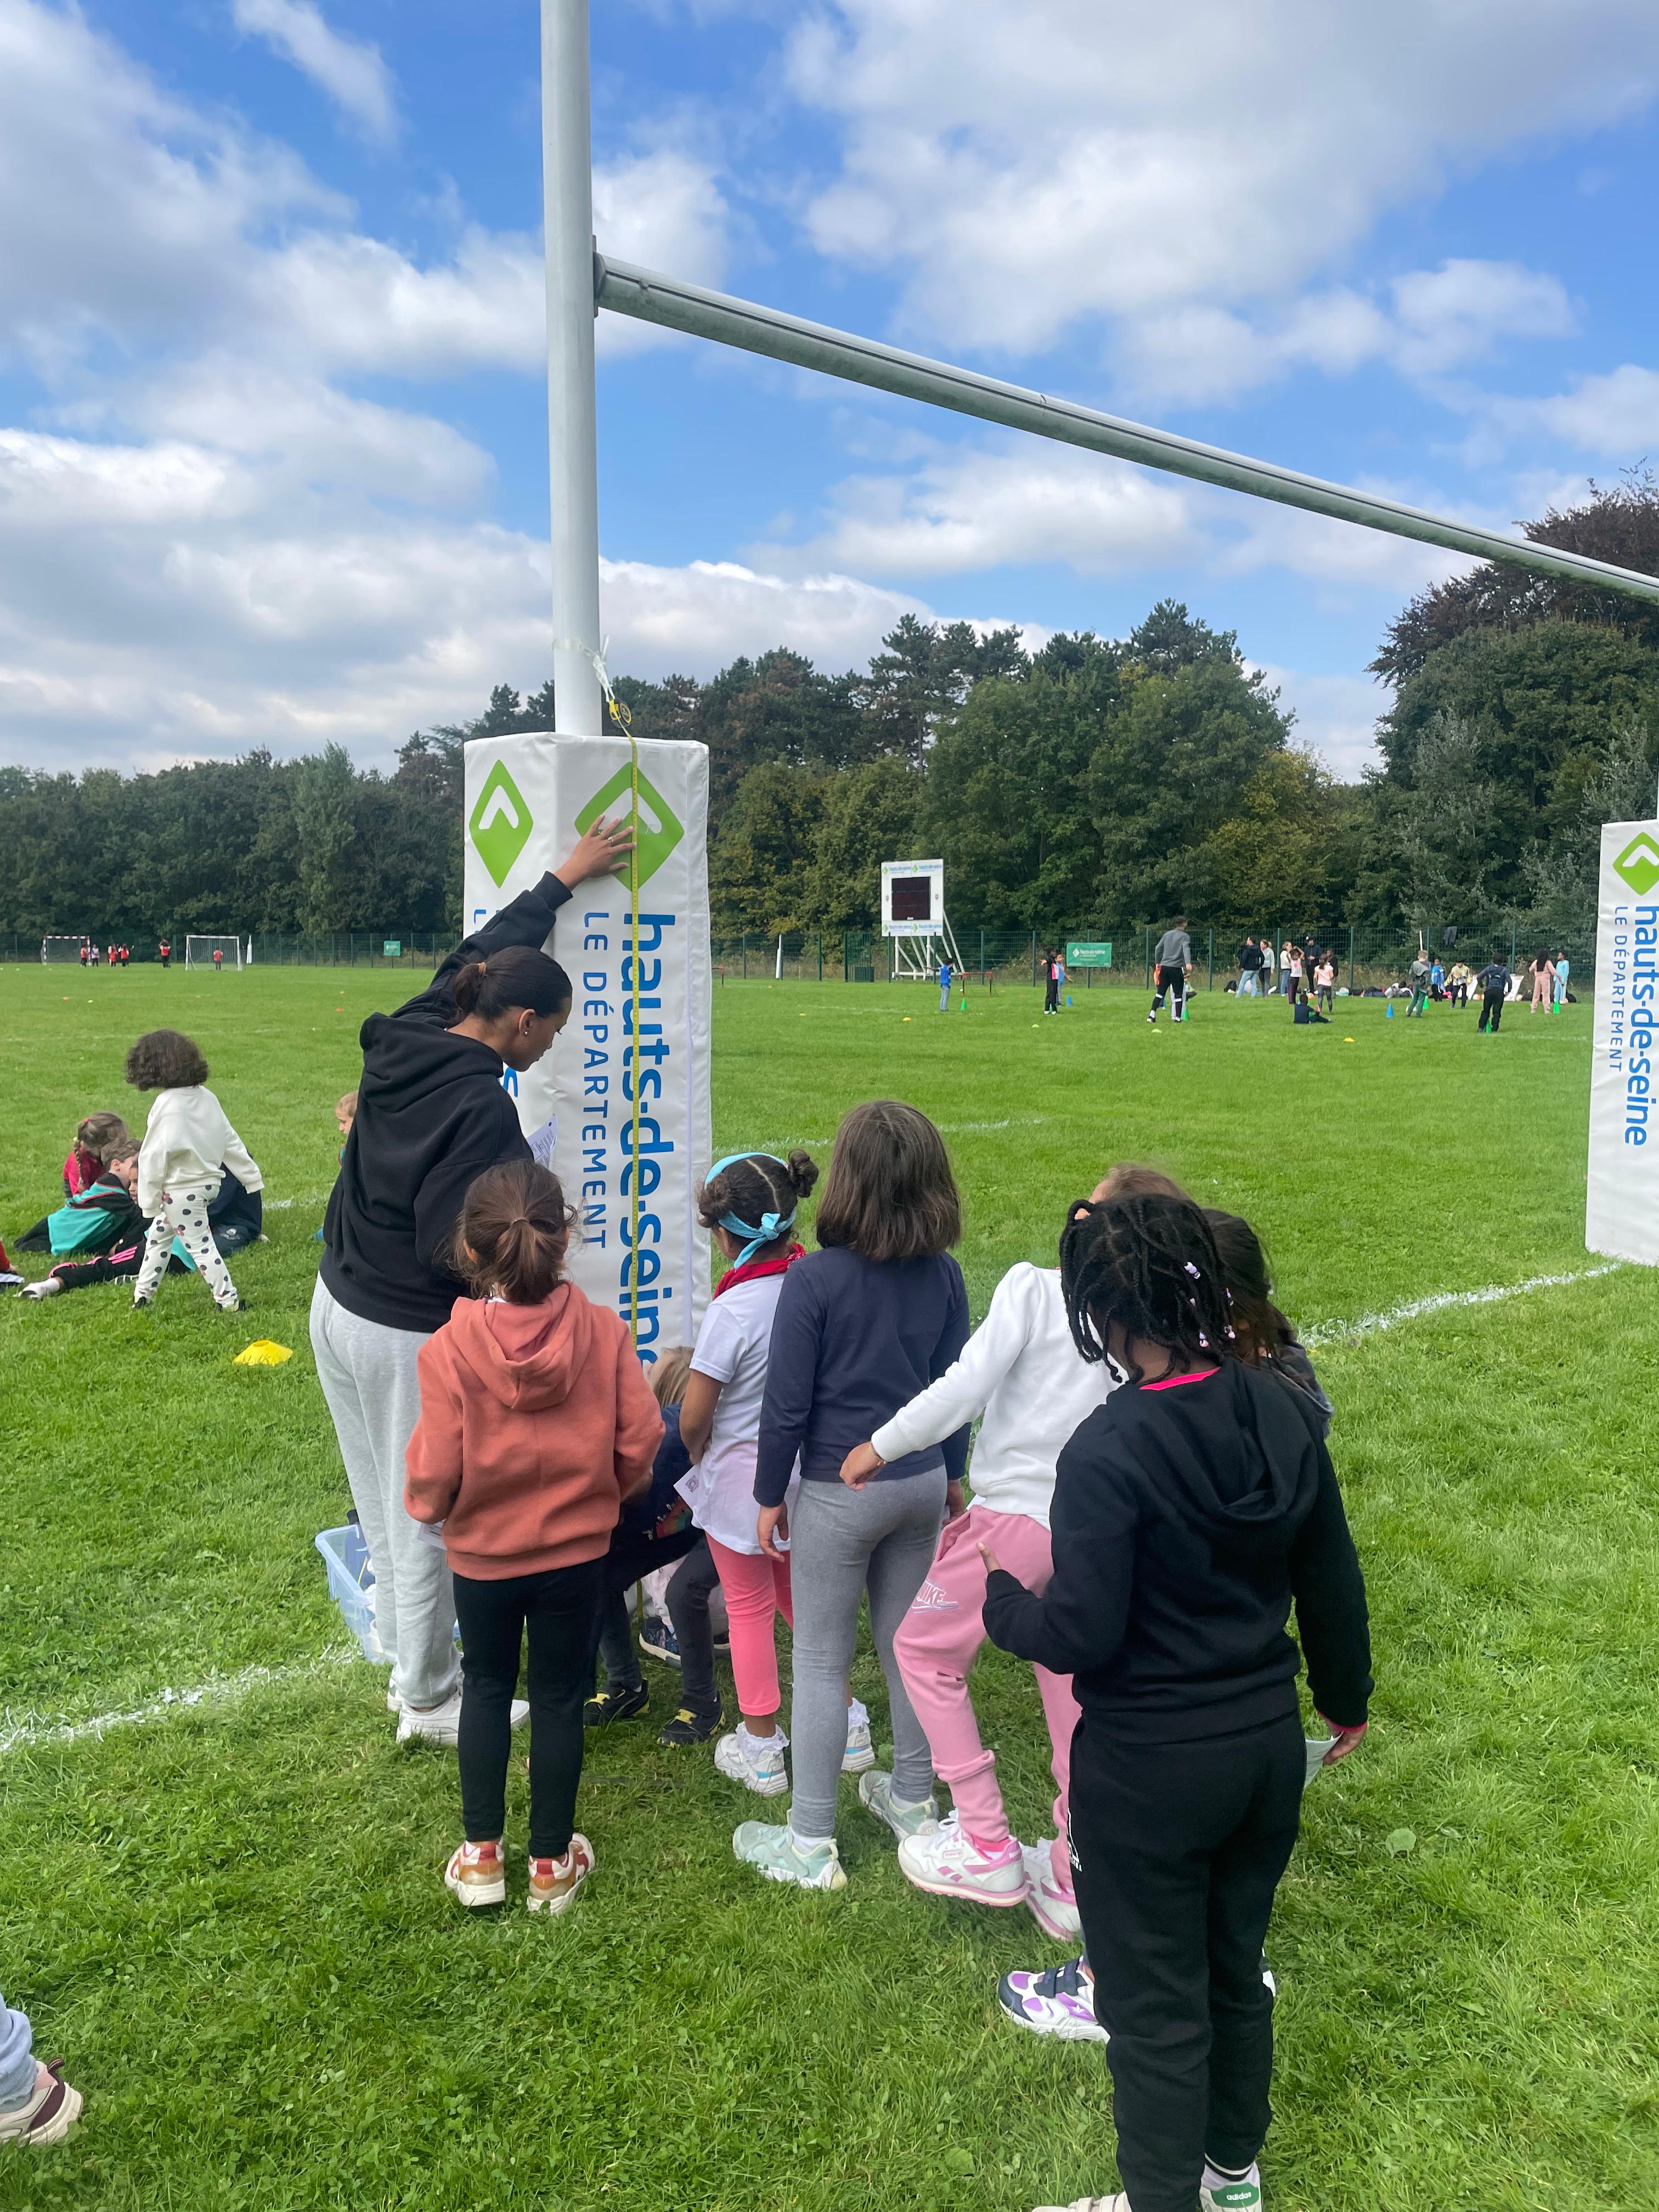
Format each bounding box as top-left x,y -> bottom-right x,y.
597,258 -> 1659,610
542,0 -> 603,734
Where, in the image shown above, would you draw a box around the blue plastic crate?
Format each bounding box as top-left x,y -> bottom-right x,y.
315,1520 -> 382,1662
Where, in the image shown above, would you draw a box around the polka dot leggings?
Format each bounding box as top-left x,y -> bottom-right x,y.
133,1186 -> 239,1310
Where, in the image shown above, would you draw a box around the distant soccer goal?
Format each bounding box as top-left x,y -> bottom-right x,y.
185,935 -> 245,970
41,935 -> 88,964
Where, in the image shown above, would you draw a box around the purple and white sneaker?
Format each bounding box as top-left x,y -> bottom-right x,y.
997,1954 -> 1107,2044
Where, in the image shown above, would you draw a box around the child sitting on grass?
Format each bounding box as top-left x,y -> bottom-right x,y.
16,1141 -> 145,1297
404,1159 -> 662,1916
125,1030 -> 262,1312
63,1111 -> 130,1199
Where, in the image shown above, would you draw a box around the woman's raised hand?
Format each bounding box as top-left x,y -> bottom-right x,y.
553,814 -> 636,889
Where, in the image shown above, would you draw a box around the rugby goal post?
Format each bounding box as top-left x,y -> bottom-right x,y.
185,934 -> 245,969
41,935 -> 89,963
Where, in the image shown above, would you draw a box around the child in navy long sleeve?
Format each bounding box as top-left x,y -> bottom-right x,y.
736,1100 -> 970,1892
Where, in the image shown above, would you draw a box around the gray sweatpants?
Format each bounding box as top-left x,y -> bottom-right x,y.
788,1469 -> 946,1843
309,1276 -> 460,1711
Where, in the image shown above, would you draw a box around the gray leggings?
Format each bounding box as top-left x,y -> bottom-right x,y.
787,1469 -> 946,1842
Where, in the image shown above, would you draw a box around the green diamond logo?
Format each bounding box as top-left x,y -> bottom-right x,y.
1615,832 -> 1659,898
576,763 -> 684,890
470,761 -> 534,886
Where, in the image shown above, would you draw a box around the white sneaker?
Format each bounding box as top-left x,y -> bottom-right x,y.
393,1692 -> 528,1737
0,2059 -> 83,2145
1201,2169 -> 1262,2212
1021,1838 -> 1082,1939
842,1697 -> 875,1773
898,1811 -> 1025,1901
443,1839 -> 506,1909
1031,2197 -> 1131,2210
714,1726 -> 789,1797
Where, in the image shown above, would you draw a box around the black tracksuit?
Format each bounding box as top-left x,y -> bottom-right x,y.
1475,963 -> 1510,1032
985,1359 -> 1371,2212
320,873 -> 574,1335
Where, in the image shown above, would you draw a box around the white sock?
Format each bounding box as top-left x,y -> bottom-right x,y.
788,1827 -> 834,1855
846,1697 -> 868,1729
1203,2159 -> 1257,2190
740,1723 -> 782,1750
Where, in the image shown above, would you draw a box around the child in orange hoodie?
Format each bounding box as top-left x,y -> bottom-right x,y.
404,1159 -> 662,1916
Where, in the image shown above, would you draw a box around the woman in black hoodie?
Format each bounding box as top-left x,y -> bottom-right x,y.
983,1191 -> 1371,2212
311,817 -> 631,1745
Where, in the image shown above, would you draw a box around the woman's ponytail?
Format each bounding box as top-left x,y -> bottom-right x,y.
451,946 -> 571,1023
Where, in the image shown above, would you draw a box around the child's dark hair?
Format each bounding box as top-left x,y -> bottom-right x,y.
77,1110 -> 131,1161
814,1101 -> 960,1263
1203,1209 -> 1296,1357
451,947 -> 572,1023
455,1159 -> 570,1304
125,1030 -> 209,1090
697,1151 -> 819,1257
651,1346 -> 693,1407
1059,1190 -> 1230,1379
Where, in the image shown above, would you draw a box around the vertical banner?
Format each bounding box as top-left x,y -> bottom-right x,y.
1587,819 -> 1659,1263
463,732 -> 713,1357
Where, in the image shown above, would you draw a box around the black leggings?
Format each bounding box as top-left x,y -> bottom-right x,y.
1070,1711 -> 1304,2212
665,1537 -> 722,1716
1479,989 -> 1504,1032
453,1560 -> 602,1858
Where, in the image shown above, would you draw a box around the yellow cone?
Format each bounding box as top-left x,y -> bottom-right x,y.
233,1339 -> 293,1367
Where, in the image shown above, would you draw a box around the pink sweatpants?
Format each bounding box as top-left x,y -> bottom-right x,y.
893,1501 -> 1079,1895
706,1538 -> 794,1719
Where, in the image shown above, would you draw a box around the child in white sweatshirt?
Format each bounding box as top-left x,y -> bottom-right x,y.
838,1165 -> 1184,1938
125,1028 -> 262,1311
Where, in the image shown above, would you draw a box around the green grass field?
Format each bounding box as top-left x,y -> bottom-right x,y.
2,964 -> 1656,2212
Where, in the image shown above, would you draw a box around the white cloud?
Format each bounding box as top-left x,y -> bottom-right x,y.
230,0 -> 398,146
1118,262 -> 1574,407
1472,364 -> 1659,462
763,439 -> 1196,577
0,417 -> 1008,765
1255,665 -> 1386,781
786,0 -> 1657,373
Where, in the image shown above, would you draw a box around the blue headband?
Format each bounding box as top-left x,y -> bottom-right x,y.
707,1150 -> 797,1268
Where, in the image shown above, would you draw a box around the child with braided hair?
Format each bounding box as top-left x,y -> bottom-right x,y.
985,1189 -> 1372,2212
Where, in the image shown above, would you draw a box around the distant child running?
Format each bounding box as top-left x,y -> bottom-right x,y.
1147,917 -> 1192,1025
675,1150 -> 820,1788
1475,960 -> 1510,1033
984,1190 -> 1371,2212
736,1102 -> 970,1891
404,1160 -> 662,1915
125,1030 -> 262,1311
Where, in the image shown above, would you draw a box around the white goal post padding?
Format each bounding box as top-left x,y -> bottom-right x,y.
41,936 -> 88,963
185,935 -> 245,969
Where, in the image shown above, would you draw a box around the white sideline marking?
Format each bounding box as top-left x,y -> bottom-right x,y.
0,1650 -> 358,1757
265,1194 -> 329,1211
1302,1263 -> 1624,1349
4,1260 -> 1628,1760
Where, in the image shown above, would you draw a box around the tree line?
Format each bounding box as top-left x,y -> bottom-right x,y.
3,475 -> 1655,946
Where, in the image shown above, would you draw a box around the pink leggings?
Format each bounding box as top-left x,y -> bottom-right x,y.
893,1502 -> 1079,1895
706,1538 -> 794,1720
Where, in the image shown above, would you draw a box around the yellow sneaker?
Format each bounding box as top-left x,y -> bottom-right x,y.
527,1834 -> 594,1915
443,1839 -> 506,1909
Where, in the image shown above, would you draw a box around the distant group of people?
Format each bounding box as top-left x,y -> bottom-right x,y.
78,942 -> 131,968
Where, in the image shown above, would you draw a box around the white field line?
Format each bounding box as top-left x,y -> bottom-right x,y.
5,1259 -> 1628,1760
0,1650 -> 359,1757
1301,1262 -> 1625,1350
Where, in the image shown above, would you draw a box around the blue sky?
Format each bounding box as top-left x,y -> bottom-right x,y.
2,0 -> 1658,776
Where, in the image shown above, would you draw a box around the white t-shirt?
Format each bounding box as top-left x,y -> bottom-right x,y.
871,1262 -> 1118,1528
676,1272 -> 800,1554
